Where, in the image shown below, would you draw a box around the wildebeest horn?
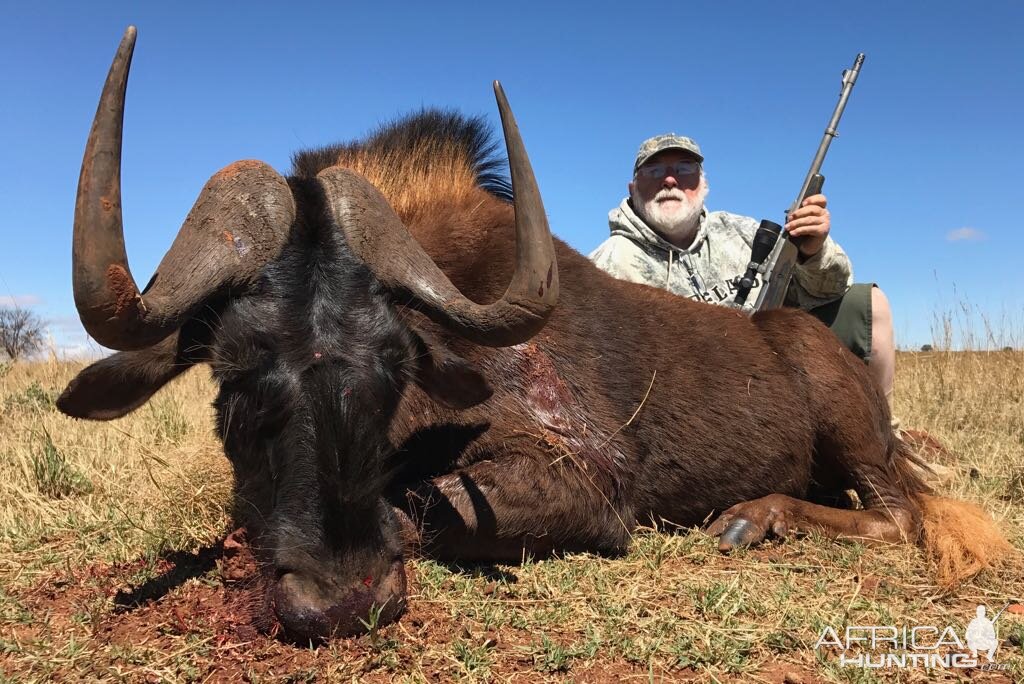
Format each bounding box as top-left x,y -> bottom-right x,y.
73,27 -> 295,351
317,82 -> 558,347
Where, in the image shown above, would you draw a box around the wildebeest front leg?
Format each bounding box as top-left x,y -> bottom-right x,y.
707,493 -> 919,551
394,454 -> 633,562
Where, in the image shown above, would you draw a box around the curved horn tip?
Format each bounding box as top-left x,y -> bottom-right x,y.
120,25 -> 138,46
492,80 -> 507,103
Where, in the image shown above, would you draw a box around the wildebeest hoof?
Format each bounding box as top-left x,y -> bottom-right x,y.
715,518 -> 764,551
707,496 -> 792,552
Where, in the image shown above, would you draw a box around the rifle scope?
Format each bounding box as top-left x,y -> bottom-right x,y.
733,220 -> 782,307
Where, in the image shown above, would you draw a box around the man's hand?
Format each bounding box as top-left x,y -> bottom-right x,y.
785,194 -> 830,258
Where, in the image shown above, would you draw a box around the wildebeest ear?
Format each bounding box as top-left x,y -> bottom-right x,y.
409,330 -> 493,410
57,331 -> 196,420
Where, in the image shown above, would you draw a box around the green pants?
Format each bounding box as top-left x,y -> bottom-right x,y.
804,283 -> 874,363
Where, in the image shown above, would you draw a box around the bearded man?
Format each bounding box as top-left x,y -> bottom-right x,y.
590,133 -> 897,417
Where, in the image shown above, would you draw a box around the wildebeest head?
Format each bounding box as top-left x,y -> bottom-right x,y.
57,27 -> 558,642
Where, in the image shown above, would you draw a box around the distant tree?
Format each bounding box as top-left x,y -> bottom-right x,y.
0,306 -> 46,360
1004,346 -> 1014,352
920,344 -> 934,352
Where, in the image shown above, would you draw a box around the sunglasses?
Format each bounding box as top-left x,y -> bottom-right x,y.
637,160 -> 701,178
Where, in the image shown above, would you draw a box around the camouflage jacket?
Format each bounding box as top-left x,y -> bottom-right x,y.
588,198 -> 853,309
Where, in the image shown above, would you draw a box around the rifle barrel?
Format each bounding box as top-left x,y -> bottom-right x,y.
790,53 -> 865,214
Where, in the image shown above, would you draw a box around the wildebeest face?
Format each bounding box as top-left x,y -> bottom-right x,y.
205,228 -> 492,640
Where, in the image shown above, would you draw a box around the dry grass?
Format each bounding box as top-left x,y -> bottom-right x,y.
0,350 -> 1022,682
0,360 -> 230,578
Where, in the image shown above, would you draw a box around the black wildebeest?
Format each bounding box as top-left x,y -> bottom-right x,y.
58,28 -> 1009,642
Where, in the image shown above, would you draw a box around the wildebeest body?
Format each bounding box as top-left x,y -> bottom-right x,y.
376,204 -> 893,559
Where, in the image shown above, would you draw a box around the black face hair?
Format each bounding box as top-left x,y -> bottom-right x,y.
211,175 -> 418,534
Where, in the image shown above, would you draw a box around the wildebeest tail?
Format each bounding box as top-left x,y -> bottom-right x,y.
889,434 -> 1016,589
917,492 -> 1015,590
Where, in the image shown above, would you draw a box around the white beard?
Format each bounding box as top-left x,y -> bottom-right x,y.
632,181 -> 709,247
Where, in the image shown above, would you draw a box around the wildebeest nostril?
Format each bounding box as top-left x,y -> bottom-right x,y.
273,572 -> 334,642
272,566 -> 407,642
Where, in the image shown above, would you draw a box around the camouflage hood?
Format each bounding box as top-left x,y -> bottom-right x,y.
590,198 -> 854,309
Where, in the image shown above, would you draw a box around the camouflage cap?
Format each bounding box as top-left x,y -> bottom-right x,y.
633,134 -> 703,172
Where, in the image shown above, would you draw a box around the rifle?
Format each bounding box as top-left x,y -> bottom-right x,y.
733,53 -> 865,312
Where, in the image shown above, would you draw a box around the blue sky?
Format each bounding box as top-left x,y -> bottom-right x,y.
2,2 -> 1021,353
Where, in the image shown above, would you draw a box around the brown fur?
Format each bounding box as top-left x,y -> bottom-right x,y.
310,126 -> 1011,587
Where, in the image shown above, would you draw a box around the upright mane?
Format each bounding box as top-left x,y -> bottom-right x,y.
291,110 -> 513,219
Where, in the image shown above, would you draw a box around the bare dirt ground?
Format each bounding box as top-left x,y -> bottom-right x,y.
1,351 -> 1022,682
